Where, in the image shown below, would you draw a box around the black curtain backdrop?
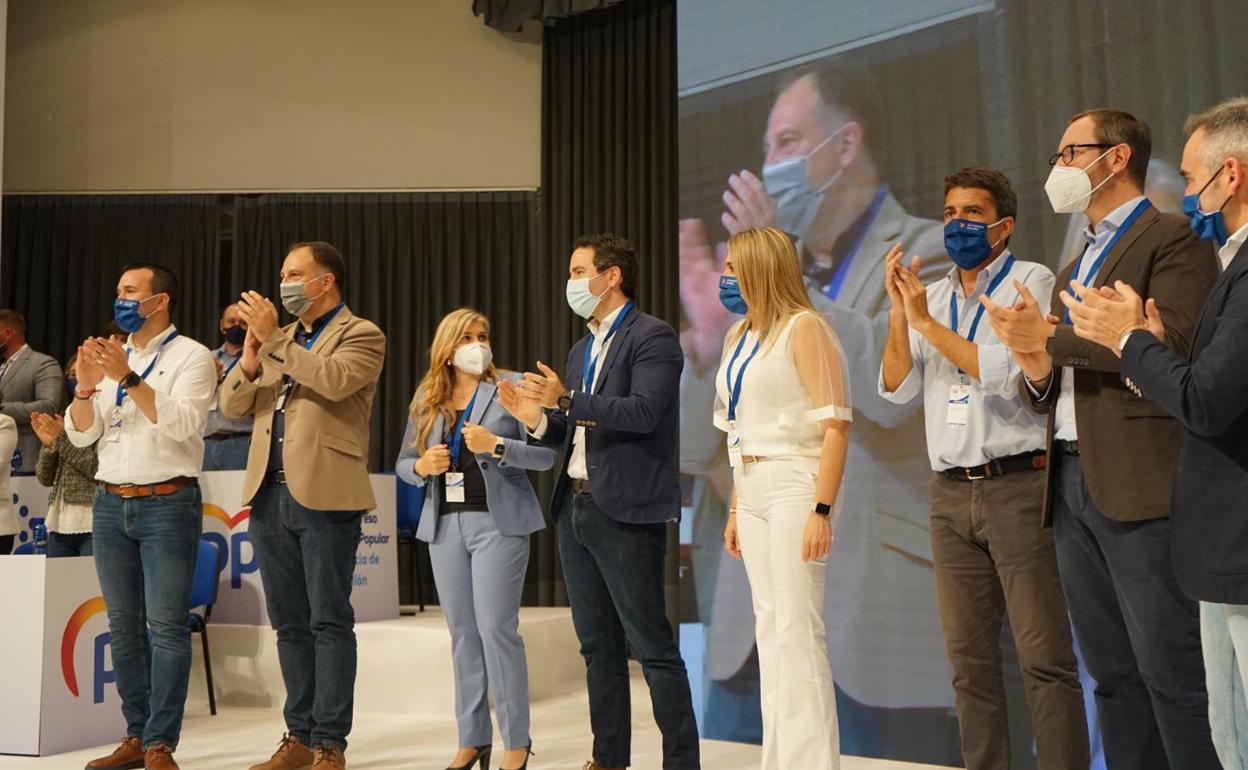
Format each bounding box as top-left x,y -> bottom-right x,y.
541,0 -> 680,616
0,194 -> 221,365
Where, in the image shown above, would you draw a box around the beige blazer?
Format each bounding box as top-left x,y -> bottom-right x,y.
221,306 -> 386,511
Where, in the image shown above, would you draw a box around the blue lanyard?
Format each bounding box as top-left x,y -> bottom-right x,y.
581,300 -> 633,394
822,185 -> 889,300
446,386 -> 480,471
115,330 -> 181,407
724,329 -> 762,423
221,351 -> 241,378
1064,199 -> 1151,321
281,303 -> 345,387
949,255 -> 1016,342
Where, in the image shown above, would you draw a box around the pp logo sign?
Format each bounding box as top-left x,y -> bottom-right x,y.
202,504 -> 255,589
61,596 -> 115,704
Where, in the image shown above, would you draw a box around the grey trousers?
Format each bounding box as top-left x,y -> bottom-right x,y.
429,511 -> 532,749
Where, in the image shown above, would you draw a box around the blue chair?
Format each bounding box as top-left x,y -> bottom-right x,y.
396,474 -> 428,613
188,537 -> 223,715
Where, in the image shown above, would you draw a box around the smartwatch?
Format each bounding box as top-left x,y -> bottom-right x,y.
120,371 -> 142,390
557,390 -> 575,412
492,441 -> 506,460
813,502 -> 832,518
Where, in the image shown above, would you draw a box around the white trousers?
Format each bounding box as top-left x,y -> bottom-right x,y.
735,457 -> 840,769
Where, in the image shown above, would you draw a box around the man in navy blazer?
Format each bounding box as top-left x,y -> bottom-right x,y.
500,234 -> 699,770
1062,97 -> 1248,768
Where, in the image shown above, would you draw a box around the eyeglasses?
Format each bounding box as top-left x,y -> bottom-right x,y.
1048,143 -> 1116,167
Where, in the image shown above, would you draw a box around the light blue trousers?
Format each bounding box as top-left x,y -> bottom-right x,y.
1203,601 -> 1248,770
429,511 -> 531,749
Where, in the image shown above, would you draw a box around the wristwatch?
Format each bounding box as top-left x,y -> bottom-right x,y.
492,440 -> 506,460
813,502 -> 832,518
557,389 -> 575,412
120,371 -> 142,390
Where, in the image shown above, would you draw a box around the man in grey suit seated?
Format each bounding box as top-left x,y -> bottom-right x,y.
0,309 -> 64,473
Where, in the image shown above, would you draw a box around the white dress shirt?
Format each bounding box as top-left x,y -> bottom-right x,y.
1220,221 -> 1248,272
1049,195 -> 1146,440
65,325 -> 217,484
879,251 -> 1055,470
533,303 -> 626,481
0,343 -> 29,385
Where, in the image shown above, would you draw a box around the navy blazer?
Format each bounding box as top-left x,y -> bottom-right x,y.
396,374 -> 555,542
534,307 -> 683,525
1121,238 -> 1248,604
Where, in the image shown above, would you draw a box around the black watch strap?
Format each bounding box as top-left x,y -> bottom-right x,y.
813,502 -> 832,517
121,371 -> 142,389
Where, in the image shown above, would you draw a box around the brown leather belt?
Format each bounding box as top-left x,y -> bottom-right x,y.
571,478 -> 592,495
101,476 -> 198,498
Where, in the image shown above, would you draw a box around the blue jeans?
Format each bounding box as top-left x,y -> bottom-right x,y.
559,491 -> 700,769
249,482 -> 363,751
1201,602 -> 1248,770
429,511 -> 531,749
92,486 -> 203,750
49,531 -> 94,557
201,434 -> 251,471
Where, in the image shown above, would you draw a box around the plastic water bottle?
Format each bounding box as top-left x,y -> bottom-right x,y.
32,519 -> 47,555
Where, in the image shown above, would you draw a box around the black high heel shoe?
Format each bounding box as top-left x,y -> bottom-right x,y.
499,742 -> 534,770
446,745 -> 492,770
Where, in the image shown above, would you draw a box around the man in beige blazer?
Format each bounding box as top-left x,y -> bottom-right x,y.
223,241 -> 385,770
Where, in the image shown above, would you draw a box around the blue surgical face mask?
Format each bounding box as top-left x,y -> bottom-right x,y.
719,275 -> 747,314
1183,166 -> 1231,246
113,293 -> 164,334
565,271 -> 606,319
762,124 -> 846,237
943,218 -> 1006,270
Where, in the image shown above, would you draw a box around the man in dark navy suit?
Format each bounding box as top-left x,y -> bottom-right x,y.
1062,97 -> 1248,769
499,233 -> 699,770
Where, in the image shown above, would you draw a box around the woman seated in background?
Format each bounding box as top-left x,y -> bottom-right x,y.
396,307 -> 553,770
32,355 -> 98,557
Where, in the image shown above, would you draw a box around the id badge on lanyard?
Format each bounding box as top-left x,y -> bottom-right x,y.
947,374 -> 971,426
445,472 -> 466,503
727,423 -> 743,468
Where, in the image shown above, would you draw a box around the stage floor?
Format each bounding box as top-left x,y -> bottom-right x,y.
0,609 -> 957,769
0,671 -> 956,770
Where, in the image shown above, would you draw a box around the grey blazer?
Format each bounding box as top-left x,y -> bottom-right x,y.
395,375 -> 554,542
0,347 -> 64,472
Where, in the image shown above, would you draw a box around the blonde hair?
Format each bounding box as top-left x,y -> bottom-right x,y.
410,307 -> 499,450
727,227 -> 817,348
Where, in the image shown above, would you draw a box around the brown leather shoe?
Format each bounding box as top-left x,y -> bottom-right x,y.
311,745 -> 346,770
85,737 -> 145,770
249,734 -> 314,770
144,745 -> 179,770
582,763 -> 626,770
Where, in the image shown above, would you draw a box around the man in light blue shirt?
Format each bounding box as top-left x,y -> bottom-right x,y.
880,168 -> 1088,770
202,303 -> 252,471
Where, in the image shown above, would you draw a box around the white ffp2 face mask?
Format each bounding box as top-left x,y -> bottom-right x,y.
452,342 -> 492,376
1044,146 -> 1117,214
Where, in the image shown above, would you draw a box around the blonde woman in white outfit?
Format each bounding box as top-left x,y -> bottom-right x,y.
714,227 -> 852,768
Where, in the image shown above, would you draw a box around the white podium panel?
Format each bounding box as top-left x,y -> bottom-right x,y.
0,556 -> 126,756
199,471 -> 399,625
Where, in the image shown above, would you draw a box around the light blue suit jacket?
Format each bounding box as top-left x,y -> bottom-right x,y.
396,375 -> 554,542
